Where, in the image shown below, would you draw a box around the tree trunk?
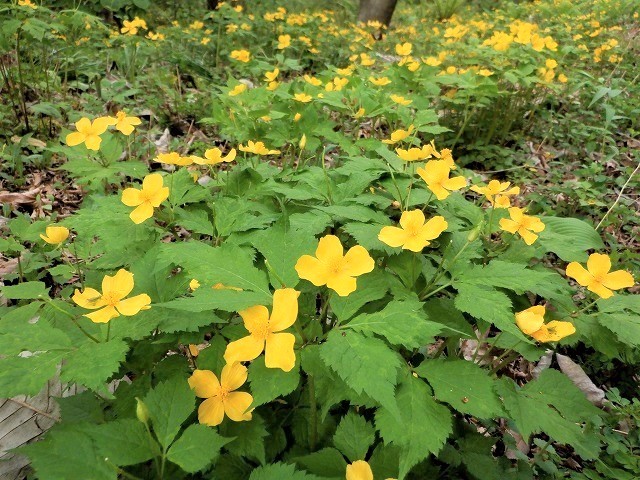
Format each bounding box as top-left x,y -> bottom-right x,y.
357,0 -> 399,27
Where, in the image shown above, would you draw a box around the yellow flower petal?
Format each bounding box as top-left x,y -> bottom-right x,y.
399,209 -> 425,230
72,288 -> 104,309
422,216 -> 448,240
198,396 -> 225,426
223,391 -> 253,421
220,362 -> 248,391
188,369 -> 221,398
346,460 -> 374,480
326,273 -> 358,297
499,218 -> 519,234
239,305 -> 270,334
295,255 -> 330,286
566,262 -> 593,286
378,226 -> 410,248
116,293 -> 151,315
587,253 -> 611,278
130,203 -> 154,224
40,226 -> 70,244
102,269 -> 134,300
142,173 -> 164,192
602,270 -> 634,290
121,188 -> 143,206
84,134 -> 102,151
515,307 -> 545,335
85,305 -> 120,323
149,187 -> 170,207
65,131 -> 85,147
315,235 -> 343,262
264,332 -> 296,371
342,246 -> 374,277
269,288 -> 300,332
224,334 -> 265,364
518,228 -> 539,245
587,281 -> 614,299
442,175 -> 467,191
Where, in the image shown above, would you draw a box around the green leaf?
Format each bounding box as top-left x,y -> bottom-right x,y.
538,216 -> 605,262
61,339 -> 129,392
495,369 -> 602,459
454,283 -> 523,338
90,419 -> 159,466
415,359 -> 503,418
167,424 -> 231,473
342,222 -> 395,255
294,448 -> 347,478
251,218 -> 318,288
0,281 -> 49,299
329,269 -> 389,321
597,313 -> 640,347
333,412 -> 375,462
249,462 -> 320,480
157,242 -> 271,300
376,375 -> 453,479
220,413 -> 268,464
345,298 -> 442,348
144,377 -> 196,449
248,356 -> 300,406
321,330 -> 401,416
0,352 -> 64,397
423,298 -> 474,338
21,428 -> 116,480
157,288 -> 269,313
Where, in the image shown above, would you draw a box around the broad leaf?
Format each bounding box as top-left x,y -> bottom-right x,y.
333,412 -> 375,462
538,216 -> 604,262
167,424 -> 231,473
61,339 -> 129,392
144,378 -> 195,449
90,419 -> 159,466
248,357 -> 300,407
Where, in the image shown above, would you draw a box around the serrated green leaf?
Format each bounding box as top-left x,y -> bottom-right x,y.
329,269 -> 389,321
376,375 -> 453,479
167,424 -> 231,473
0,281 -> 49,299
144,377 -> 195,449
345,298 -> 442,348
333,412 -> 375,462
597,313 -> 640,347
220,413 -> 268,464
415,359 -> 503,418
249,462 -> 320,480
61,339 -> 129,392
495,369 -> 602,459
251,218 -> 317,288
248,356 -> 300,406
320,330 -> 401,416
294,448 -> 347,478
342,222 -> 395,255
157,288 -> 269,313
538,216 -> 605,262
0,351 -> 64,397
90,419 -> 160,466
423,298 -> 474,337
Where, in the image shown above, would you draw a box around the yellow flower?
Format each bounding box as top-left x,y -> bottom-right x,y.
121,173 -> 170,224
299,134 -> 307,150
346,460 -> 393,480
303,75 -> 322,86
566,253 -> 634,299
293,113 -> 302,122
191,147 -> 237,166
65,117 -> 115,151
395,144 -> 436,162
188,344 -> 199,357
354,107 -> 365,118
189,279 -> 201,291
72,269 -> 151,323
40,226 -> 70,244
224,289 -> 300,371
229,84 -> 247,96
294,93 -> 313,103
18,0 -> 37,9
546,59 -> 558,69
113,111 -> 141,136
390,94 -> 412,106
264,68 -> 279,82
478,69 -> 493,77
188,363 -> 253,426
395,42 -> 412,56
238,141 -> 280,155
470,180 -> 520,208
379,210 -> 448,252
498,207 -> 545,245
155,152 -> 193,166
382,125 -> 414,145
558,73 -> 568,83
515,306 -> 576,343
295,235 -> 375,297
369,76 -> 391,86
416,160 -> 467,200
230,49 -> 251,62
267,81 -> 279,91
277,34 -> 291,49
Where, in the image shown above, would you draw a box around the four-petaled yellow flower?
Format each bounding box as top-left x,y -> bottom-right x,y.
277,34 -> 291,49
229,84 -> 247,96
191,147 -> 237,165
40,226 -> 70,245
294,93 -> 313,103
498,207 -> 545,245
395,144 -> 436,161
121,173 -> 170,224
470,180 -> 520,208
382,125 -> 414,145
224,289 -> 300,372
515,305 -> 576,342
378,210 -> 448,252
264,68 -> 279,82
390,94 -> 412,106
65,117 -> 115,151
566,253 -> 634,299
155,152 -> 193,166
72,269 -> 151,323
113,111 -> 142,136
416,160 -> 467,200
239,141 -> 281,155
230,49 -> 251,62
295,235 -> 375,297
188,363 -> 253,426
369,76 -> 391,86
395,42 -> 412,56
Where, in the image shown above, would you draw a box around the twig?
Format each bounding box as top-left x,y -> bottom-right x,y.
6,398 -> 60,423
596,160 -> 640,230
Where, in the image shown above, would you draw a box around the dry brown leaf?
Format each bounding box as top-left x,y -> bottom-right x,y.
556,353 -> 606,407
532,350 -> 554,379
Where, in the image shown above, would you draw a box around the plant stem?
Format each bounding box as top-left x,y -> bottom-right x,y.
46,299 -> 100,343
105,321 -> 111,343
308,374 -> 318,451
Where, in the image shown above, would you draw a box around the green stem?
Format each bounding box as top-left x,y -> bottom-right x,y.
419,281 -> 452,301
490,350 -> 520,375
264,260 -> 287,288
308,374 -> 318,451
105,321 -> 111,343
46,300 -> 100,343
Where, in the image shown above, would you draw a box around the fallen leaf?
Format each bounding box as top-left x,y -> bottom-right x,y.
556,353 -> 606,407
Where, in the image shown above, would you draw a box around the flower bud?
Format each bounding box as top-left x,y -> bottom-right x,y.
136,397 -> 150,424
467,222 -> 485,242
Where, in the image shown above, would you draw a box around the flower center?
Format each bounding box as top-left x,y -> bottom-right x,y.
326,257 -> 344,275
102,292 -> 120,307
254,323 -> 272,340
406,224 -> 422,238
217,387 -> 230,401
